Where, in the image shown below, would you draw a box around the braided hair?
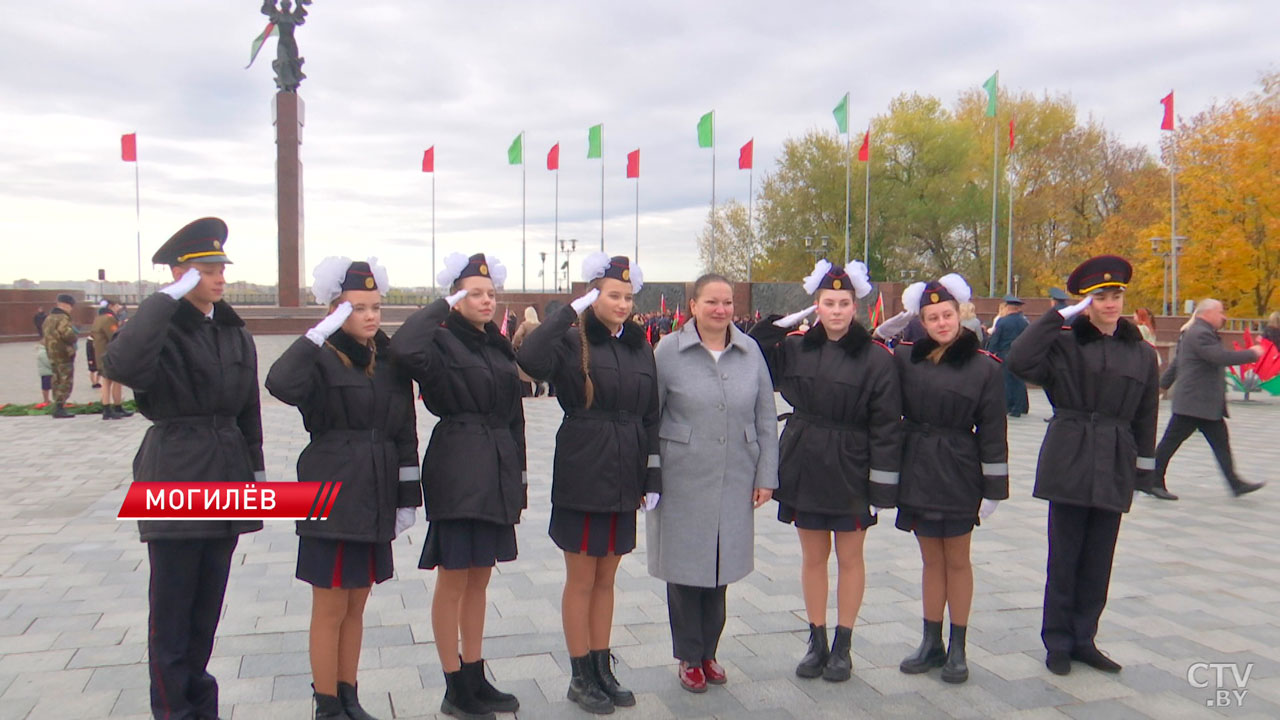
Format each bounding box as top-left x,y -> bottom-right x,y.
578,280 -> 599,408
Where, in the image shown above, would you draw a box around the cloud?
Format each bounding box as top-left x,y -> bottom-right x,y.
1,0 -> 1274,288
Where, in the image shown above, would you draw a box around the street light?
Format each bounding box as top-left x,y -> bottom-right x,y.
559,238 -> 577,293
1149,236 -> 1187,315
803,235 -> 831,264
539,251 -> 547,293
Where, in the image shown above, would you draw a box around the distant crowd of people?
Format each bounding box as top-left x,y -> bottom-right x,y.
33,296 -> 134,418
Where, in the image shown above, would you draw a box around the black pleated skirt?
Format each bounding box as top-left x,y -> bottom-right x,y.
296,537 -> 394,589
777,502 -> 877,533
894,506 -> 978,538
548,507 -> 638,557
419,519 -> 518,570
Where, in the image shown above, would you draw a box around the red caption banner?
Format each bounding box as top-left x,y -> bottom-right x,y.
117,482 -> 343,520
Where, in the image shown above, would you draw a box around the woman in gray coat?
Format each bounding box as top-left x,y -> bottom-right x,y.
648,273 -> 780,693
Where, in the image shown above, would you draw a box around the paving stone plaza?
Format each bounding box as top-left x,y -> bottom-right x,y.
1,336 -> 1277,719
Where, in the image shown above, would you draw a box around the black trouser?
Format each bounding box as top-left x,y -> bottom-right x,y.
1154,413 -> 1242,490
666,583 -> 727,664
1041,502 -> 1121,654
148,537 -> 238,720
1003,366 -> 1028,415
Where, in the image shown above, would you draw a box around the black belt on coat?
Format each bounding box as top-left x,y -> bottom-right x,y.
442,412 -> 507,429
318,428 -> 387,442
567,408 -> 640,424
153,415 -> 238,429
1052,408 -> 1128,426
781,411 -> 860,431
903,418 -> 973,437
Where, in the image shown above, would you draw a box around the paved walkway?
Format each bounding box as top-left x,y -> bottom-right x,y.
0,338 -> 1277,719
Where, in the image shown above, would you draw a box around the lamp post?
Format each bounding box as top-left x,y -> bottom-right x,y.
1150,236 -> 1186,315
539,251 -> 547,293
803,235 -> 831,264
559,238 -> 577,293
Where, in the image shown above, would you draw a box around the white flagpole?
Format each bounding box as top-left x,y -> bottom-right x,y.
989,119 -> 998,295
747,162 -> 754,283
600,127 -> 606,251
710,110 -> 716,270
431,171 -> 437,296
863,127 -> 870,265
843,92 -> 851,265
134,160 -> 142,299
634,173 -> 640,264
554,160 -> 559,292
521,131 -> 527,292
1169,133 -> 1179,313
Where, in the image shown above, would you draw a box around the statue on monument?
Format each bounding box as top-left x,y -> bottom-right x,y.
261,0 -> 312,93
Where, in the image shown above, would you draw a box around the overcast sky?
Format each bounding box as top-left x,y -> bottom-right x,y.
1,1 -> 1274,290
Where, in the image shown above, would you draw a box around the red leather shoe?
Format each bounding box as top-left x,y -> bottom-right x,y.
678,662 -> 708,693
702,658 -> 727,685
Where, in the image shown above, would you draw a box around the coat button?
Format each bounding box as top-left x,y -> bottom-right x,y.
719,437 -> 725,444
721,373 -> 728,380
717,403 -> 725,411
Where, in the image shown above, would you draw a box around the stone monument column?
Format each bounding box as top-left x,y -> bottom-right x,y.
275,92 -> 304,307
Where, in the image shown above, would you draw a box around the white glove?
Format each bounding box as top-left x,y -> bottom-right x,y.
305,301 -> 352,347
773,304 -> 817,328
445,289 -> 468,308
869,505 -> 882,517
979,498 -> 1000,519
394,507 -> 416,538
640,492 -> 660,512
160,267 -> 201,300
874,310 -> 915,340
571,288 -> 601,314
1058,295 -> 1093,320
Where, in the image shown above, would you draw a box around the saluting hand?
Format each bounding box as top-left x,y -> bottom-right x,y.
160,267 -> 202,301
1058,295 -> 1093,320
305,301 -> 352,347
873,309 -> 915,340
773,304 -> 816,328
752,488 -> 773,509
571,288 -> 601,314
445,288 -> 468,308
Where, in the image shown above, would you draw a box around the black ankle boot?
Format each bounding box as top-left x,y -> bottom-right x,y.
115,404 -> 133,417
822,625 -> 853,682
590,649 -> 635,707
795,624 -> 828,678
567,654 -> 614,715
941,624 -> 969,683
51,404 -> 73,419
101,405 -> 117,420
900,619 -> 946,674
313,688 -> 351,720
462,659 -> 519,713
441,669 -> 495,720
336,682 -> 378,720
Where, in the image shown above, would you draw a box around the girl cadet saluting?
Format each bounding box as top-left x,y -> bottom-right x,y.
265,257 -> 422,720
389,252 -> 525,720
648,273 -> 779,694
748,259 -> 902,683
886,274 -> 1008,685
515,253 -> 660,715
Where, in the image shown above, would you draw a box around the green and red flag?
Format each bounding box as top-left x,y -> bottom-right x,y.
857,130 -> 869,162
983,71 -> 999,117
508,133 -> 523,165
246,22 -> 278,69
697,111 -> 714,148
1160,91 -> 1175,130
833,93 -> 849,134
587,124 -> 602,159
121,133 -> 137,162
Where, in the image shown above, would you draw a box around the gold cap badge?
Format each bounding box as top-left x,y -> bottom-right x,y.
930,292 -> 940,303
213,240 -> 221,250
364,277 -> 375,289
621,268 -> 630,281
479,264 -> 489,276
1103,272 -> 1112,280
832,279 -> 842,289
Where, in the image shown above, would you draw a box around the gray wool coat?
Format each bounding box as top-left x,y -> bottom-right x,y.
646,321 -> 780,588
1160,317 -> 1257,420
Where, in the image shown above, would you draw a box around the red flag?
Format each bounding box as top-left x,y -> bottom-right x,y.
547,143 -> 560,171
1008,117 -> 1015,151
626,149 -> 639,178
121,133 -> 137,162
660,294 -> 667,314
857,130 -> 869,162
422,146 -> 434,173
1160,92 -> 1174,131
738,139 -> 753,170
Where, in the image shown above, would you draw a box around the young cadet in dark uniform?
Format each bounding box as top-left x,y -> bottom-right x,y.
515,253 -> 660,714
889,275 -> 1008,685
101,217 -> 265,720
265,257 -> 422,720
749,259 -> 902,683
1005,255 -> 1159,677
389,252 -> 525,720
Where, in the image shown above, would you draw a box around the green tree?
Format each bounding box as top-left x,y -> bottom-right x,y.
695,200 -> 756,280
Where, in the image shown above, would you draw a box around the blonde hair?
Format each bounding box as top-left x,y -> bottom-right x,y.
325,298 -> 376,377
1267,311 -> 1280,329
578,281 -> 599,408
958,301 -> 978,322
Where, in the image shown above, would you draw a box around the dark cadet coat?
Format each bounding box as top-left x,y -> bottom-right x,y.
389,299 -> 527,525
749,319 -> 903,513
1006,311 -> 1160,513
515,305 -> 661,512
100,293 -> 265,541
1160,317 -> 1257,421
985,310 -> 1029,358
265,329 -> 422,543
893,329 -> 1009,515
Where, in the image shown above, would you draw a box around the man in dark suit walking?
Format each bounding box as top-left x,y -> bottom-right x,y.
986,295 -> 1030,417
1145,298 -> 1265,500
